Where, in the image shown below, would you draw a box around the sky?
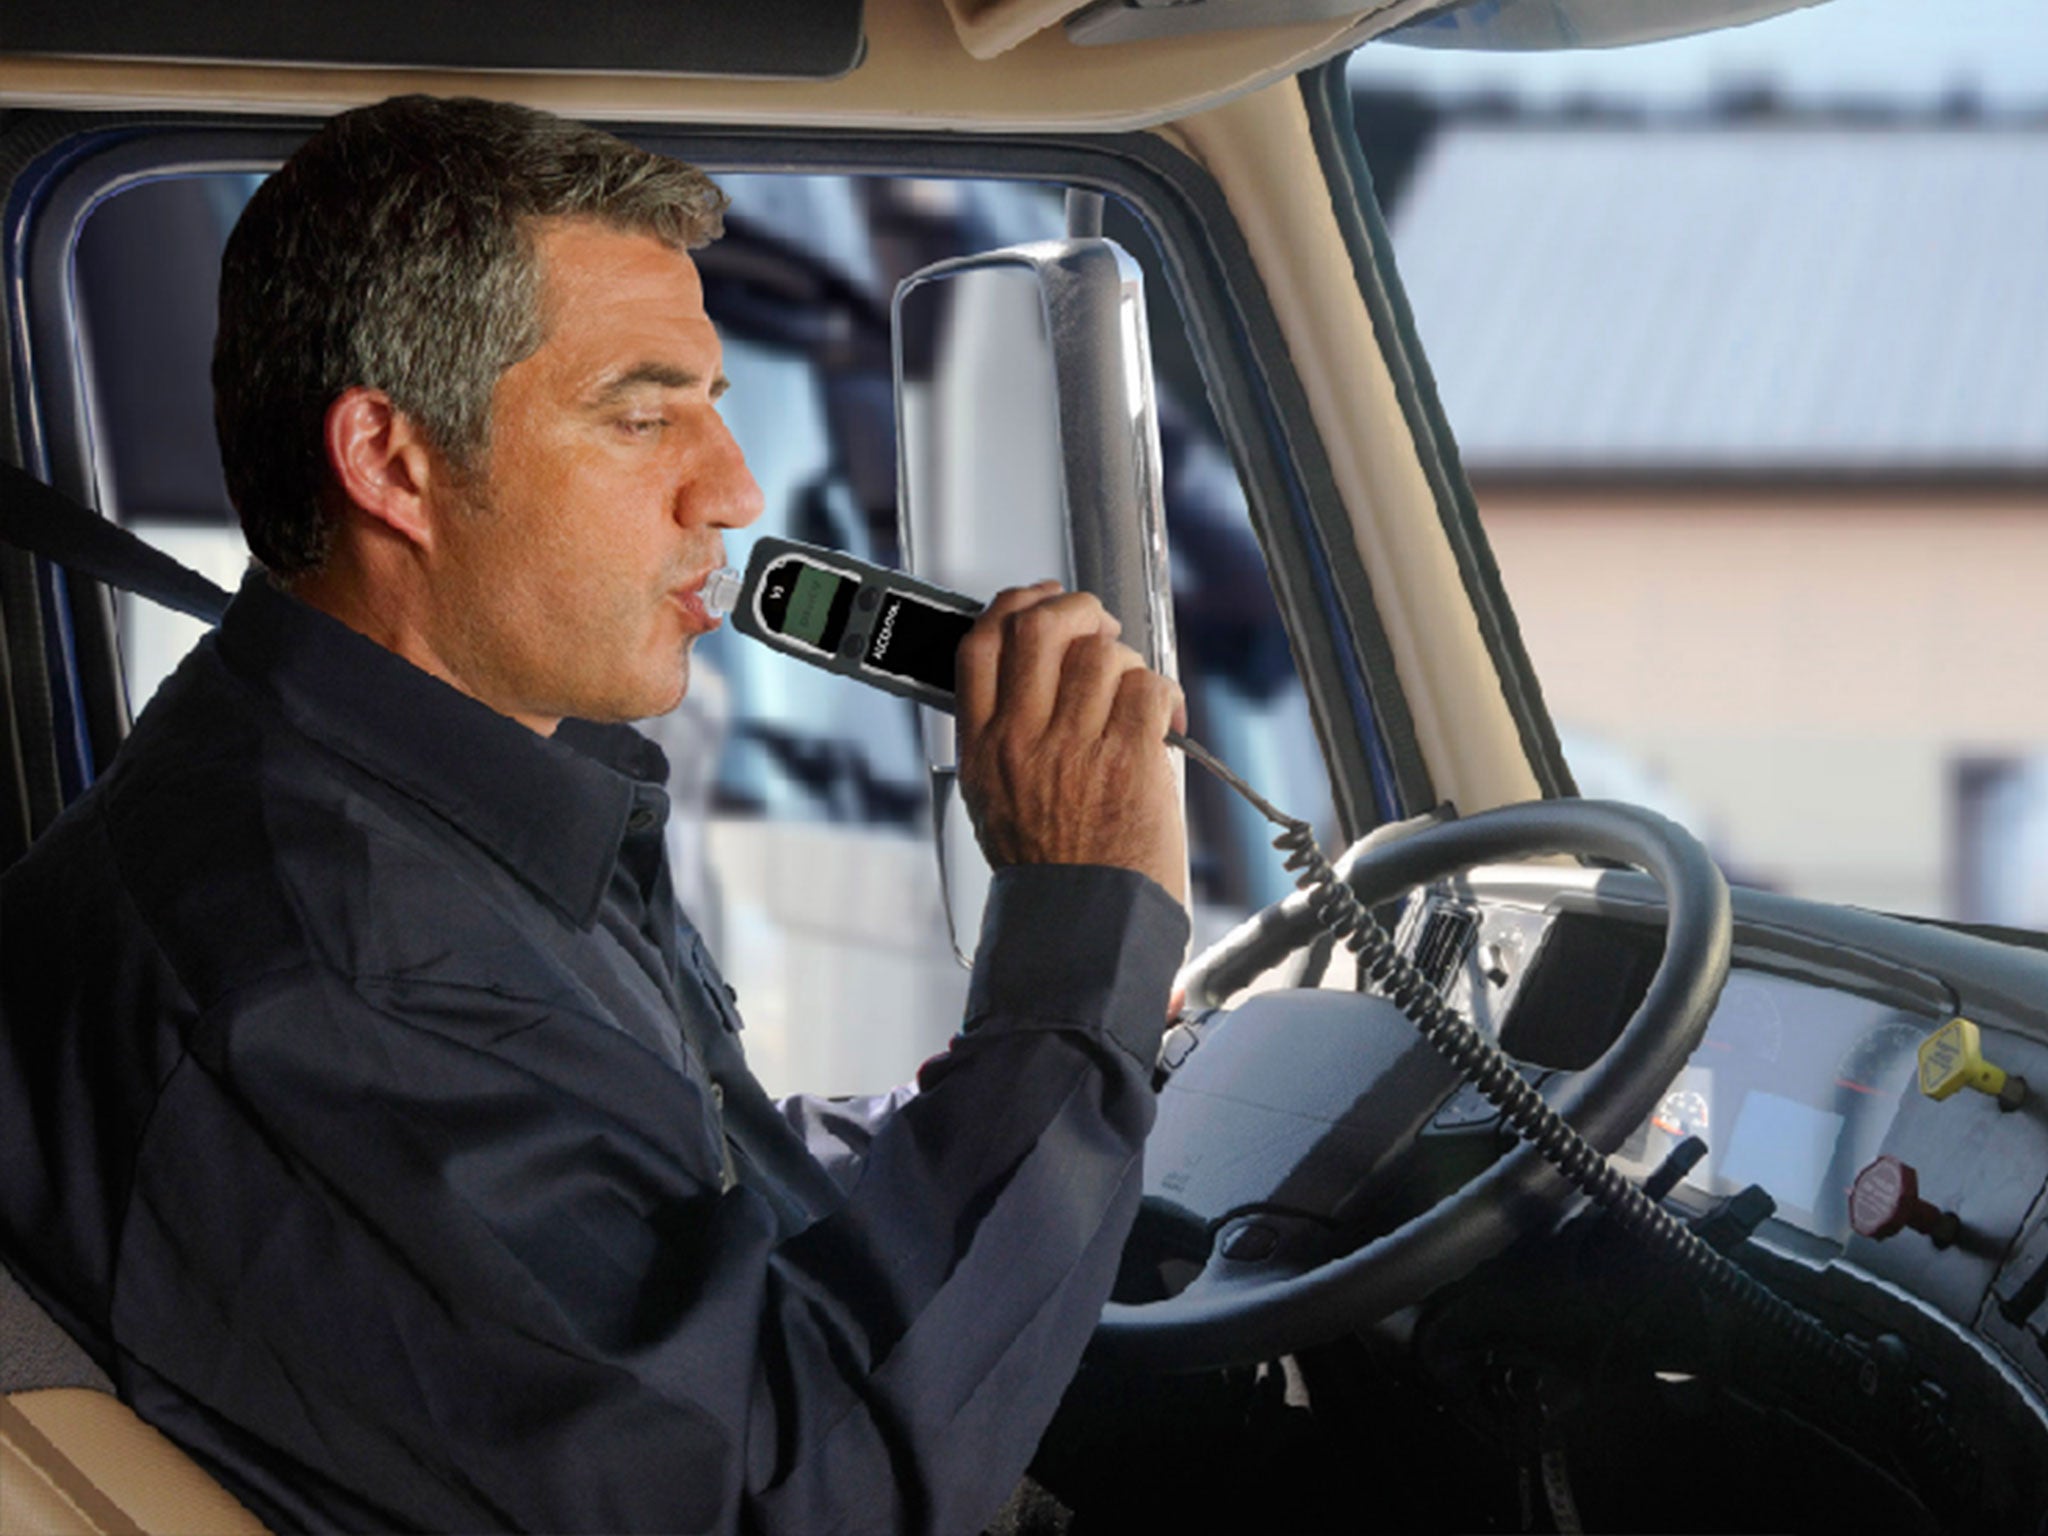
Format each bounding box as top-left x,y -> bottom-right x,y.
1349,0 -> 2048,112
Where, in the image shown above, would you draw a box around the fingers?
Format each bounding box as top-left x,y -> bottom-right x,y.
953,581 -> 1189,905
956,580 -> 1060,732
993,595 -> 1121,741
959,585 -> 1121,743
1050,630 -> 1145,743
1107,663 -> 1183,752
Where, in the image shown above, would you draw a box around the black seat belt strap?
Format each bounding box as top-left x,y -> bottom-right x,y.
0,462 -> 231,624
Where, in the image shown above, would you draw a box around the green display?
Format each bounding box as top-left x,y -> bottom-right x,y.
786,563 -> 846,647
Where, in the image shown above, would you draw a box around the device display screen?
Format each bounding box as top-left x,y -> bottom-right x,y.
863,592 -> 974,695
758,557 -> 856,652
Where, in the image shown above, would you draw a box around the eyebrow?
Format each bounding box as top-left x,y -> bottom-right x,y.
589,362 -> 731,405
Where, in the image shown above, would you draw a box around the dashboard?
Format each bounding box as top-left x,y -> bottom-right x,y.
1092,833 -> 2048,1525
1438,899 -> 1935,1247
1145,860 -> 2048,1520
1404,865 -> 2048,1437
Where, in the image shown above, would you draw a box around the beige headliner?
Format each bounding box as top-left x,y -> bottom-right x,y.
0,0 -> 1437,133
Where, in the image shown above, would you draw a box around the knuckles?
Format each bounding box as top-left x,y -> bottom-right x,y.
955,622 -> 1001,673
1111,664 -> 1177,725
1003,602 -> 1063,648
964,589 -> 1128,682
1003,591 -> 1109,645
1063,631 -> 1134,677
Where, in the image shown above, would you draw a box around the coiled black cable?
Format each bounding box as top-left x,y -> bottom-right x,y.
1172,728 -> 1867,1383
1269,815 -> 1861,1377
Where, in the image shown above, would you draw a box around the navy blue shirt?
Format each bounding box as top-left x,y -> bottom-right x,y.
0,574 -> 1187,1533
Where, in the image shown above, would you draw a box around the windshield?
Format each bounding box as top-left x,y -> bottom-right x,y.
1355,0 -> 2048,928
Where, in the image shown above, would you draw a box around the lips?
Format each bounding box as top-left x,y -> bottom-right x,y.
669,566 -> 725,631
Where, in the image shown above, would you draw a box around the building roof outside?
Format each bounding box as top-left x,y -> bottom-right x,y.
1351,0 -> 2048,116
1383,121 -> 2048,475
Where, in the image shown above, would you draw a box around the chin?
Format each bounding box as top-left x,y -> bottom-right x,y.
621,659 -> 691,723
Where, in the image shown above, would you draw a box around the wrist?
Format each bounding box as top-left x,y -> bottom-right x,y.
964,864 -> 1190,1067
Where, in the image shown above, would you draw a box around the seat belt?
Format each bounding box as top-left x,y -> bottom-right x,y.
0,462 -> 231,624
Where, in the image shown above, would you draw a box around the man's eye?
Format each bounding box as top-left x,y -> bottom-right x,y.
620,416 -> 669,437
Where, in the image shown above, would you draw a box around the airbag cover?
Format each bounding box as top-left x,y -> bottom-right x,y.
1146,991 -> 1464,1226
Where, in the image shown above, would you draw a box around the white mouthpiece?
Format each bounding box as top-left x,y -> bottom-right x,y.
701,567 -> 743,619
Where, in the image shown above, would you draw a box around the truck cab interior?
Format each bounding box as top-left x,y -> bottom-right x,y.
5,2 -> 2048,1532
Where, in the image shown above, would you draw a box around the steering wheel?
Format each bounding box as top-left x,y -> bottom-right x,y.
1093,798 -> 1731,1371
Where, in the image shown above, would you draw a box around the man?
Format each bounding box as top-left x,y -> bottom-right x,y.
0,96 -> 1189,1532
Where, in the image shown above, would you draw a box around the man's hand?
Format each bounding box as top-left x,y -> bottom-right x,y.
956,583 -> 1189,907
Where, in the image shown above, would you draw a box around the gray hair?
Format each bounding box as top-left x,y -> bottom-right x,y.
213,95 -> 727,576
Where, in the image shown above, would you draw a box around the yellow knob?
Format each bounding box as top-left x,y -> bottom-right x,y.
1918,1018 -> 2025,1109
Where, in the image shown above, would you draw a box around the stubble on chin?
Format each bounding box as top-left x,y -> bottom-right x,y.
661,643 -> 694,717
612,627 -> 695,725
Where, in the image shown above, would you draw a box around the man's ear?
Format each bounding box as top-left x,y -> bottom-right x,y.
323,386 -> 442,550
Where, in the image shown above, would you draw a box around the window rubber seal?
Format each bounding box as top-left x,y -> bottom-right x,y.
1299,57 -> 1578,803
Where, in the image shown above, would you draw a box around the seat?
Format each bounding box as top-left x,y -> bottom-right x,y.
1,1262 -> 267,1535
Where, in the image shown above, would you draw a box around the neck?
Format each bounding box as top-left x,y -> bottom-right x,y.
284,554 -> 561,738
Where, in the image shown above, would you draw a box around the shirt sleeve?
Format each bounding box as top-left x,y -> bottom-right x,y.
776,1085 -> 918,1194
111,862 -> 1187,1535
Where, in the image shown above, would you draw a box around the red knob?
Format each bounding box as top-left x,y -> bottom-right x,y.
1849,1156 -> 1958,1247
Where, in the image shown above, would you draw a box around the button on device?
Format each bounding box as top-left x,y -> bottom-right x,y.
1850,1156 -> 1959,1248
1917,1017 -> 2028,1110
857,585 -> 880,610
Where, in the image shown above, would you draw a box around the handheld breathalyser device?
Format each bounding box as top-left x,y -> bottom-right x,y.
706,536 -> 1235,780
705,536 -> 986,713
706,533 -> 1275,838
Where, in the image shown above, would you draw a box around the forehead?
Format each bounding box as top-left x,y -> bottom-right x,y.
528,217 -> 710,337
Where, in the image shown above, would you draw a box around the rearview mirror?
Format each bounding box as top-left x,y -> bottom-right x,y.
894,237 -> 1177,962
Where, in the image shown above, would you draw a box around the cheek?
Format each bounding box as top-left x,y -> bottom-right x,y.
503,461 -> 647,579
462,436 -> 682,617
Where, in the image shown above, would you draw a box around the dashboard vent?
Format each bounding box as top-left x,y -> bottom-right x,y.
1411,901 -> 1479,997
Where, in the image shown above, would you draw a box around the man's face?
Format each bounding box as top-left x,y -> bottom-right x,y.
423,218 -> 763,732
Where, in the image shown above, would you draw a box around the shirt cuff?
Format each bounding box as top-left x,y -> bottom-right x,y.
962,864 -> 1190,1069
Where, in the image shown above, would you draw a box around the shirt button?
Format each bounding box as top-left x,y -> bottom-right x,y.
627,806 -> 661,832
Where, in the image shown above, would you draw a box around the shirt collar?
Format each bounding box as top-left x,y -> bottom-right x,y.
214,571 -> 671,929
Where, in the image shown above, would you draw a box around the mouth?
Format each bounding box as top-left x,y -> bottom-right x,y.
669,565 -> 726,632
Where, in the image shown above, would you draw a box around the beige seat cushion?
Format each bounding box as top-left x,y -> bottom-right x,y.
0,1388 -> 267,1536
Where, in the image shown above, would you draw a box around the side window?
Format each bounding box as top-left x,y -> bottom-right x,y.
66,160 -> 1330,1096
72,175 -> 259,709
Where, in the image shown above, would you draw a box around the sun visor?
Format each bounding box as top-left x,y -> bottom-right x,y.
1381,0 -> 1833,51
0,0 -> 867,79
945,0 -> 1404,57
1066,0 -> 1387,48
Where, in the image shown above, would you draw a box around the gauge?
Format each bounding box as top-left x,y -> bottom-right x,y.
1833,1019 -> 1924,1104
1651,1087 -> 1710,1140
1707,974 -> 1785,1065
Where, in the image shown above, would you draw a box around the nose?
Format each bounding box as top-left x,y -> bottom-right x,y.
689,412 -> 765,532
